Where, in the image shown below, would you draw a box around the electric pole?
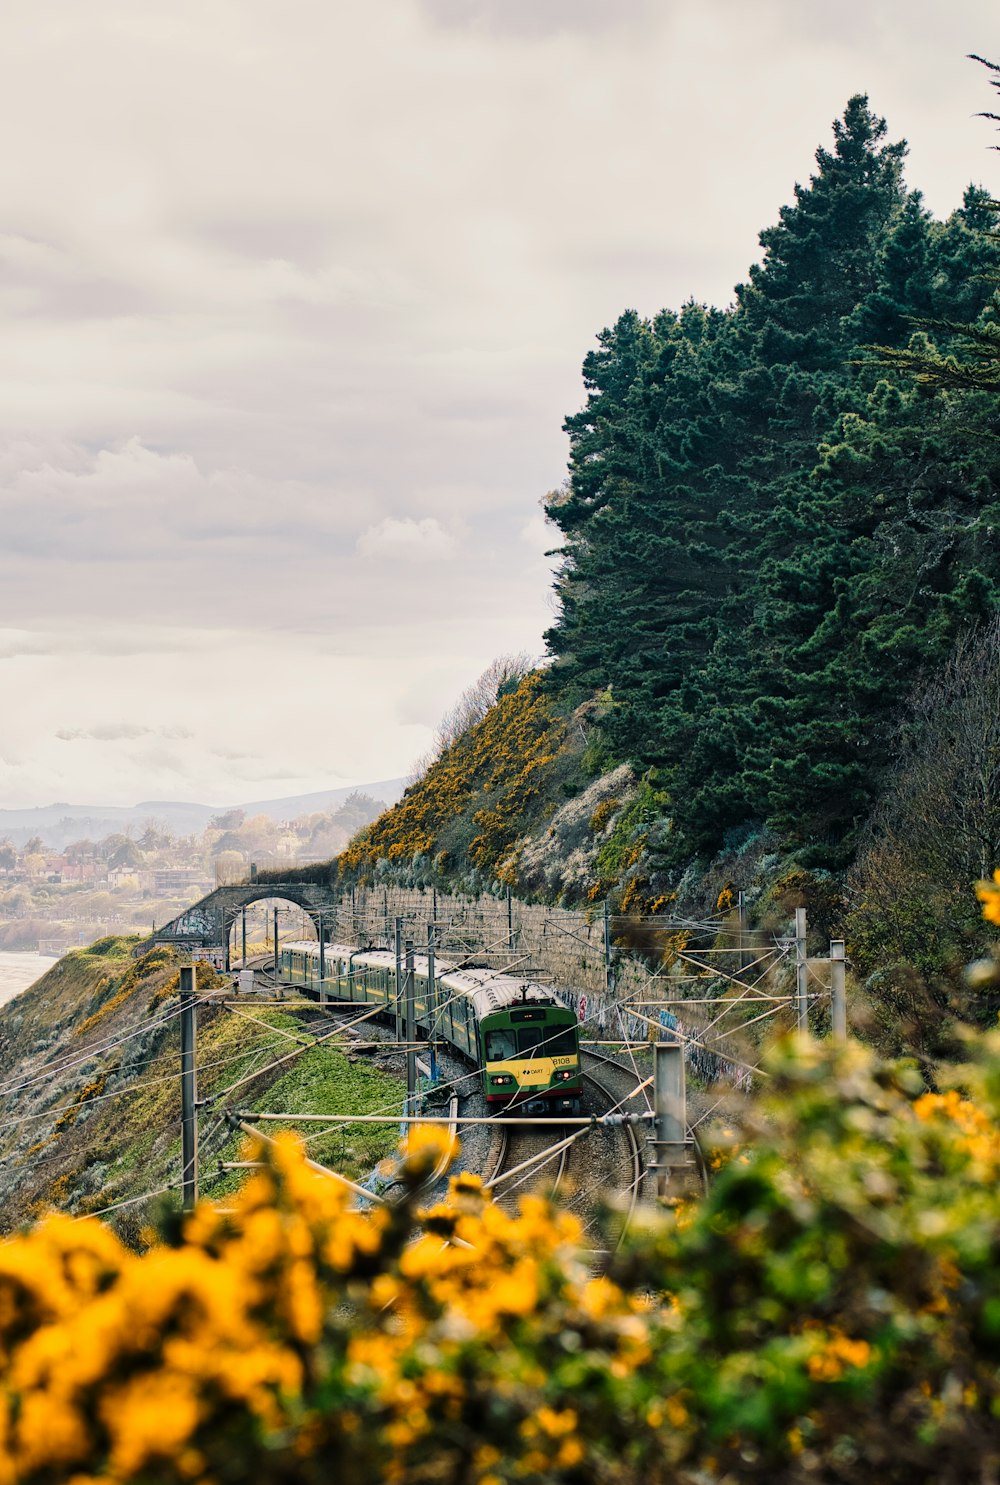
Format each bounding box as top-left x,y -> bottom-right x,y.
179,964 -> 198,1211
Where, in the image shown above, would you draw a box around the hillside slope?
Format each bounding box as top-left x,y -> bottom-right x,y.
265,675 -> 673,914
267,675 -> 827,935
0,940 -> 403,1238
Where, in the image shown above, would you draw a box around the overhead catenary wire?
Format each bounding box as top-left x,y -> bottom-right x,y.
208,998 -> 394,1105
0,984 -> 233,1102
257,932 -> 745,1184
494,1062 -> 652,1199
73,1181 -> 180,1223
615,1005 -> 654,1115
711,998 -> 795,1043
604,1002 -> 773,1084
293,1008 -> 591,1144
32,888 -> 822,1230
233,1116 -> 388,1205
0,1001 -> 193,1099
0,1042 -> 286,1131
0,996 -> 299,1146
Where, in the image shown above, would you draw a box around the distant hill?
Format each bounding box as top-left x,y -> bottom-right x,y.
238,780 -> 407,822
0,778 -> 407,849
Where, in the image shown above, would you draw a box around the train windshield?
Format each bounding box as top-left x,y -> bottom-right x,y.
516,1026 -> 546,1052
485,1029 -> 517,1061
515,1026 -> 577,1056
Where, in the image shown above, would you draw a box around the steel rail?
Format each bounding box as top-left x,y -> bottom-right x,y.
578,1057 -> 646,1243
487,1053 -> 648,1220
481,1123 -> 509,1189
420,1093 -> 460,1192
486,1126 -> 578,1195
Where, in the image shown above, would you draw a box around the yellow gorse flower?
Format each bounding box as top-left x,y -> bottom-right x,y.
806,1328 -> 873,1382
976,869 -> 1000,926
0,1130 -> 672,1484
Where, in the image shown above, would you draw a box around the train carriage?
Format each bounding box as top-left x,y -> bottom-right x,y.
278,940 -> 582,1114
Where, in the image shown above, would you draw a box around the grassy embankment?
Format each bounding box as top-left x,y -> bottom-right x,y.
0,937 -> 404,1236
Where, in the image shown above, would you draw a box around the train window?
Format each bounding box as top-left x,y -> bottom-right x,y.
516,1026 -> 546,1052
486,1029 -> 516,1061
546,1029 -> 577,1056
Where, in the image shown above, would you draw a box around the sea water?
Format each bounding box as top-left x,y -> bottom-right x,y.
0,951 -> 53,1007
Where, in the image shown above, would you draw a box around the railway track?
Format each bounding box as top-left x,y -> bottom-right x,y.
255,976 -> 651,1233
482,1120 -> 572,1203
234,968 -> 680,1242
579,1059 -> 646,1243
426,1093 -> 460,1186
583,1044 -> 710,1195
478,1052 -> 648,1260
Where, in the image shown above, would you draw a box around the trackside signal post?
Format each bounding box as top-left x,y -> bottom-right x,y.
603,899 -> 612,994
651,1041 -> 686,1199
795,907 -> 809,1032
831,939 -> 847,1040
404,939 -> 416,1117
179,965 -> 198,1211
427,923 -> 437,1084
394,917 -> 403,1042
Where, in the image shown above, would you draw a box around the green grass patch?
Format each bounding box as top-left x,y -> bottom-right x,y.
203,1028 -> 404,1197
80,935 -> 144,959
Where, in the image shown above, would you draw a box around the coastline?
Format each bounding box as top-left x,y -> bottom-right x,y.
0,951 -> 55,1007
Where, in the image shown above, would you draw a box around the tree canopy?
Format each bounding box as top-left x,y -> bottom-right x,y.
544,94 -> 1000,863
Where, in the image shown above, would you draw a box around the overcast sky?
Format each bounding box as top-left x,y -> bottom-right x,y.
0,0 -> 996,810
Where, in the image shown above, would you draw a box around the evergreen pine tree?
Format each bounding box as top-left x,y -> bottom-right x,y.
544,92 -> 1000,865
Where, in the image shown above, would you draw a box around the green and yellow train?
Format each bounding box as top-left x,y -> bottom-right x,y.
279,939 -> 583,1115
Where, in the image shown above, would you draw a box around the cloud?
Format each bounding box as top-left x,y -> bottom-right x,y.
55,723 -> 193,743
419,0 -> 663,38
0,437 -> 356,562
0,626 -> 214,660
0,0 -> 988,806
56,724 -> 151,743
356,516 -> 458,560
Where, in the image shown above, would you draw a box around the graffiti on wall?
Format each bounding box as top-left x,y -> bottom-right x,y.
163,908 -> 217,940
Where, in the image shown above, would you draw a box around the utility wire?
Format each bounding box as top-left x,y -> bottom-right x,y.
210,1000 -> 390,1105
0,1042 -> 283,1133
0,985 -> 231,1101
73,1182 -> 179,1223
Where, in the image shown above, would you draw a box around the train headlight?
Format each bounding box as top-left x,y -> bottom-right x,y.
491,1074 -> 514,1086
557,1069 -> 574,1081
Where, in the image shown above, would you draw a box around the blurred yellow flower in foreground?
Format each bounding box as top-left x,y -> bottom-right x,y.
5,1035 -> 1000,1482
976,869 -> 1000,925
0,1130 -> 680,1485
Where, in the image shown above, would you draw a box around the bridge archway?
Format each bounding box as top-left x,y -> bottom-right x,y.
225,892 -> 325,970
145,880 -> 341,970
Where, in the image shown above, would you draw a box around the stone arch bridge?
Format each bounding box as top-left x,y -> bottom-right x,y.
142,882 -> 339,969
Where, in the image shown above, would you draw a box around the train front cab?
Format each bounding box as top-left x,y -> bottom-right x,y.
480,1002 -> 582,1115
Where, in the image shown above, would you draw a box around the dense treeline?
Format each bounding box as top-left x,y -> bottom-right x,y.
545,95 -> 1000,865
